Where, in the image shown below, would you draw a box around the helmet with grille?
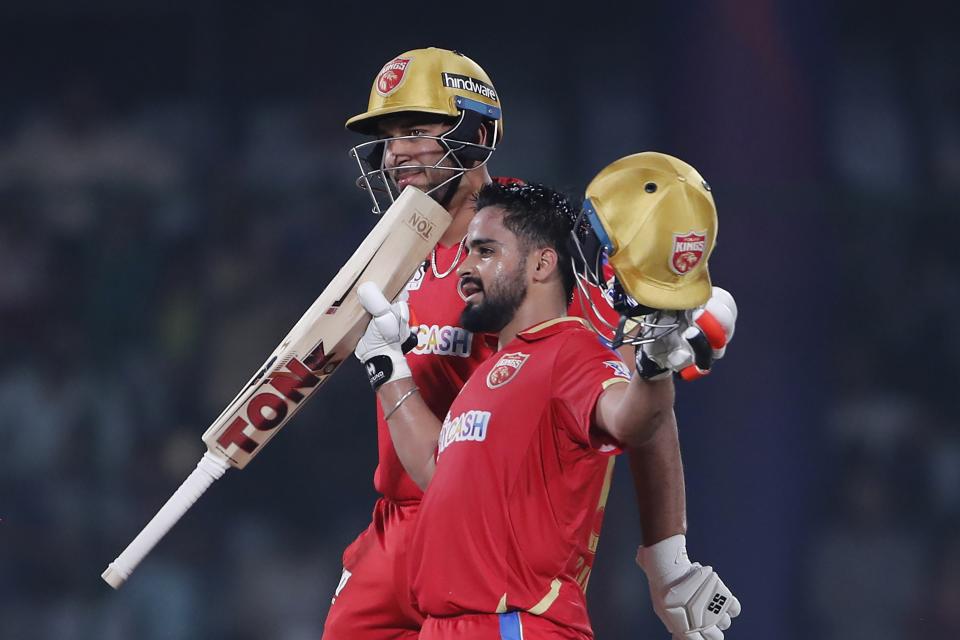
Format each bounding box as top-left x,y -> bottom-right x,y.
347,48 -> 503,213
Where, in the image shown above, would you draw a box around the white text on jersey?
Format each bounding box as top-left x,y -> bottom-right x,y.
413,324 -> 472,357
438,410 -> 491,455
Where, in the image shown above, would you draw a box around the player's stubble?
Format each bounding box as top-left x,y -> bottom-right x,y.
459,256 -> 528,334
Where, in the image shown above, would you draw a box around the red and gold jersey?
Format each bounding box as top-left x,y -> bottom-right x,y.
372,179 -> 621,503
373,250 -> 620,503
408,318 -> 630,634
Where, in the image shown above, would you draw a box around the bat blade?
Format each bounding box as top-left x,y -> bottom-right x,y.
202,186 -> 450,468
102,186 -> 451,588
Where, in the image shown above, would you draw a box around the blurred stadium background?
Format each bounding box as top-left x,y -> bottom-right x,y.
1,1 -> 957,639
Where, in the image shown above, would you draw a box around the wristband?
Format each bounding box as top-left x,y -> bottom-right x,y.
383,387 -> 419,420
636,534 -> 691,587
364,354 -> 395,390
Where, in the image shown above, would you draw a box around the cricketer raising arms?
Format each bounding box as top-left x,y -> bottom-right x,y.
356,175 -> 740,639
325,46 -> 740,640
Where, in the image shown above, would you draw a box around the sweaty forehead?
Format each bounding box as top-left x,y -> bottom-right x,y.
375,114 -> 453,136
468,206 -> 513,244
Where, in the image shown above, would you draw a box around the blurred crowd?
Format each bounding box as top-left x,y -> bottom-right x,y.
0,79 -> 376,639
805,34 -> 960,640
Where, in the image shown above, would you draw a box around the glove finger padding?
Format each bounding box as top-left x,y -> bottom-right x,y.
357,281 -> 392,316
638,536 -> 740,640
657,565 -> 737,638
716,612 -> 732,631
678,326 -> 713,381
355,282 -> 413,390
693,286 -> 737,357
726,594 -> 741,618
359,283 -> 411,344
637,286 -> 738,381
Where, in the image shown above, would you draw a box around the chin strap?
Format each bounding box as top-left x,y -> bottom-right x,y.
434,171 -> 464,210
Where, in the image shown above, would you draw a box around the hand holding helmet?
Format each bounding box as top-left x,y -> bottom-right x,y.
571,152 -> 739,381
637,287 -> 738,380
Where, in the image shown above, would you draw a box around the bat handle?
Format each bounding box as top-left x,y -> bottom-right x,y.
101,451 -> 230,589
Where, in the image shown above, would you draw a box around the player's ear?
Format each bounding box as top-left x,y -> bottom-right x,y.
532,247 -> 559,282
475,123 -> 488,147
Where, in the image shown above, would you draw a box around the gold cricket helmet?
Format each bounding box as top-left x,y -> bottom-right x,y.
345,47 -> 503,140
584,152 -> 717,310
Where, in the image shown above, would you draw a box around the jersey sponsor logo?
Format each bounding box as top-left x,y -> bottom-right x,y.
486,351 -> 529,388
376,57 -> 411,96
440,72 -> 498,102
603,360 -> 631,379
405,261 -> 427,292
438,409 -> 491,454
412,324 -> 472,357
670,231 -> 707,275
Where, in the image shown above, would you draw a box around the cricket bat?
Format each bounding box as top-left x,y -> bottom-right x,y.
101,186 -> 451,588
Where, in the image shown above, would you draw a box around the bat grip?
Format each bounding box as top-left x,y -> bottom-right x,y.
101,451 -> 230,589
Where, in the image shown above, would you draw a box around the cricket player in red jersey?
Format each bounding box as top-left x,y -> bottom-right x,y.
323,47 -> 622,640
321,46 -> 511,640
355,163 -> 740,639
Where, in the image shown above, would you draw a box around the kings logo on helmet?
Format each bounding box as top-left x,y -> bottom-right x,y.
670,231 -> 707,275
376,57 -> 411,96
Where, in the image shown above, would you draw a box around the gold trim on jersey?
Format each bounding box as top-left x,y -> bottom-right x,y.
575,556 -> 591,591
493,577 -> 562,617
602,377 -> 629,390
522,316 -> 588,336
570,457 -> 617,595
589,458 -> 616,554
527,578 -> 562,615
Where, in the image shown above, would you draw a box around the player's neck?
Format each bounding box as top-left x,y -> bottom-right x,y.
440,168 -> 492,246
497,291 -> 567,350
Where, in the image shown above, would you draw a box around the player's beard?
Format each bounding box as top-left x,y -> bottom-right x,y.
460,257 -> 528,334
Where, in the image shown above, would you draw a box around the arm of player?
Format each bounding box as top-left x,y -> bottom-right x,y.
609,342 -> 688,546
377,379 -> 440,491
594,370 -> 741,639
601,323 -> 741,640
592,370 -> 676,448
624,397 -> 688,546
355,283 -> 440,491
610,284 -> 737,542
607,341 -> 689,550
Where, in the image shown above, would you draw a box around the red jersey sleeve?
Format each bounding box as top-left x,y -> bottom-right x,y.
567,281 -> 620,343
550,330 -> 630,453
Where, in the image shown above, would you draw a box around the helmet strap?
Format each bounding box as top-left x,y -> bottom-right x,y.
434,171 -> 464,209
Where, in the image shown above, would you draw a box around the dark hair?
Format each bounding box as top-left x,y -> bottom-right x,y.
474,182 -> 585,301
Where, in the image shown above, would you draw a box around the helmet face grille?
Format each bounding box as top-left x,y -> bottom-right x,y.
347,112 -> 499,215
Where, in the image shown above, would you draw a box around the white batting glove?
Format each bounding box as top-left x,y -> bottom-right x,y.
355,282 -> 415,390
637,287 -> 738,381
637,535 -> 741,640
